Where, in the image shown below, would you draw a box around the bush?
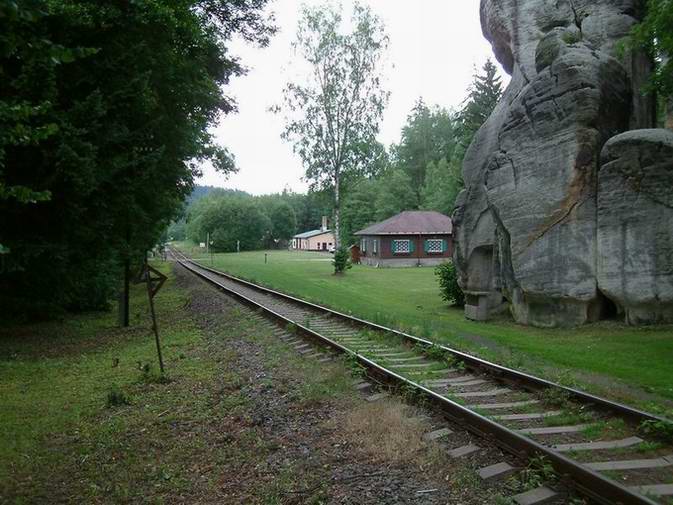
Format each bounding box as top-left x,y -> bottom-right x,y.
435,261 -> 465,307
333,247 -> 352,274
106,385 -> 132,408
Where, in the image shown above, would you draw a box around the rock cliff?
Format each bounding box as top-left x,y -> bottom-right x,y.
454,0 -> 671,326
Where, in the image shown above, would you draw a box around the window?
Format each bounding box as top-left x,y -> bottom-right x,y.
392,239 -> 411,254
425,239 -> 444,254
373,238 -> 378,254
360,238 -> 367,253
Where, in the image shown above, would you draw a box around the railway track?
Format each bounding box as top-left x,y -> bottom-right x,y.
170,248 -> 673,505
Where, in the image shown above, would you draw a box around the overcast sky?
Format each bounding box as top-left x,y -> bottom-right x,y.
200,0 -> 505,195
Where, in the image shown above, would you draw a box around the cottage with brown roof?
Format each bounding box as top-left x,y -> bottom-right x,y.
354,210 -> 453,267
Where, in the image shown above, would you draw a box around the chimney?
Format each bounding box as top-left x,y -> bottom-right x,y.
321,215 -> 328,232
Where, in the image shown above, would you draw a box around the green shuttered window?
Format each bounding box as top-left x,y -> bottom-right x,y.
392,239 -> 413,254
424,239 -> 445,254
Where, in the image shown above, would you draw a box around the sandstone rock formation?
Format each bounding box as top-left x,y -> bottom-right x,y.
454,0 -> 672,326
598,129 -> 673,324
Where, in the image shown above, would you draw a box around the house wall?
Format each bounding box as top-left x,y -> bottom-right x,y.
358,234 -> 452,267
292,232 -> 335,251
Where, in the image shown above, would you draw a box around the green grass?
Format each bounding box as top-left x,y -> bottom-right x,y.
0,261 -> 212,493
175,244 -> 673,409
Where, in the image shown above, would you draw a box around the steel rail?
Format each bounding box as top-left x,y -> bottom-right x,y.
173,253 -> 662,505
179,253 -> 669,426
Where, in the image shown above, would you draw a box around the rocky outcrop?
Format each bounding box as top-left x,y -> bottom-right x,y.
597,129 -> 673,324
453,0 -> 667,327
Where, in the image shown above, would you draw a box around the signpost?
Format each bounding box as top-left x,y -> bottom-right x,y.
142,259 -> 167,374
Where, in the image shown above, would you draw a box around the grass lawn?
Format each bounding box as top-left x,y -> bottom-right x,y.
0,261 -> 215,501
176,243 -> 673,413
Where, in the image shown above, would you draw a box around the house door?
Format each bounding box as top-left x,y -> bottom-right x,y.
322,242 -> 327,250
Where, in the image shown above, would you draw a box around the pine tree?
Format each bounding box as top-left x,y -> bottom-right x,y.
457,59 -> 503,148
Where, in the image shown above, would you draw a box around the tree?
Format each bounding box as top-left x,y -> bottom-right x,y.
373,169 -> 417,221
276,2 -> 389,266
187,196 -> 270,252
393,99 -> 457,205
421,159 -> 462,216
0,0 -> 275,318
267,200 -> 297,244
439,59 -> 503,216
630,0 -> 673,125
456,59 -> 503,150
340,178 -> 378,245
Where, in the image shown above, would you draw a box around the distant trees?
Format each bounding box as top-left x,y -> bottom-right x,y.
630,0 -> 673,124
183,189 -> 307,252
276,2 -> 389,256
0,1 -> 275,318
392,99 -> 457,206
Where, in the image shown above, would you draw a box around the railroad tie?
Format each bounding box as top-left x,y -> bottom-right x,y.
354,381 -> 374,393
477,461 -> 518,481
586,455 -> 673,471
453,388 -> 510,398
366,392 -> 389,402
511,486 -> 558,505
627,484 -> 673,497
517,424 -> 591,436
491,411 -> 562,421
384,356 -> 429,363
423,375 -> 474,387
447,443 -> 480,458
389,362 -> 434,369
553,436 -> 643,452
466,400 -> 539,410
445,379 -> 489,388
372,351 -> 415,358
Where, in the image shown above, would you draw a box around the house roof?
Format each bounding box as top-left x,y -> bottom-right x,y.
293,228 -> 333,239
354,210 -> 452,236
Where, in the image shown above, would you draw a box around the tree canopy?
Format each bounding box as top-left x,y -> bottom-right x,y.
0,0 -> 275,318
276,1 -> 389,256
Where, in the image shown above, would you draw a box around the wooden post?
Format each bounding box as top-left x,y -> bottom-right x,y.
118,258 -> 130,327
145,259 -> 165,374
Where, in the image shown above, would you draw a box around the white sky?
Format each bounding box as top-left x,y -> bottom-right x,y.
199,0 -> 505,195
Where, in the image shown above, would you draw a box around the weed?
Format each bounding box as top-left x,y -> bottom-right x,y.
639,419 -> 673,442
581,419 -> 627,439
106,385 -> 132,408
543,407 -> 593,427
637,440 -> 664,452
539,387 -> 571,407
286,322 -> 297,334
446,355 -> 466,371
507,455 -> 556,492
138,363 -> 171,385
345,353 -> 366,378
420,343 -> 448,361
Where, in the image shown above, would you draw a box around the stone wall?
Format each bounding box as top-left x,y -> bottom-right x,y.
454,0 -> 672,326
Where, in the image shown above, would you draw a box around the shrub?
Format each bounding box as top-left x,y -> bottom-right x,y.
333,247 -> 352,274
106,385 -> 131,408
435,261 -> 465,307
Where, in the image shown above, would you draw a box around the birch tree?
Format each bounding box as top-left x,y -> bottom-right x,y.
276,2 -> 389,258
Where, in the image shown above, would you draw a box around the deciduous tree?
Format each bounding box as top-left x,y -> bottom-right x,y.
275,2 -> 389,264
